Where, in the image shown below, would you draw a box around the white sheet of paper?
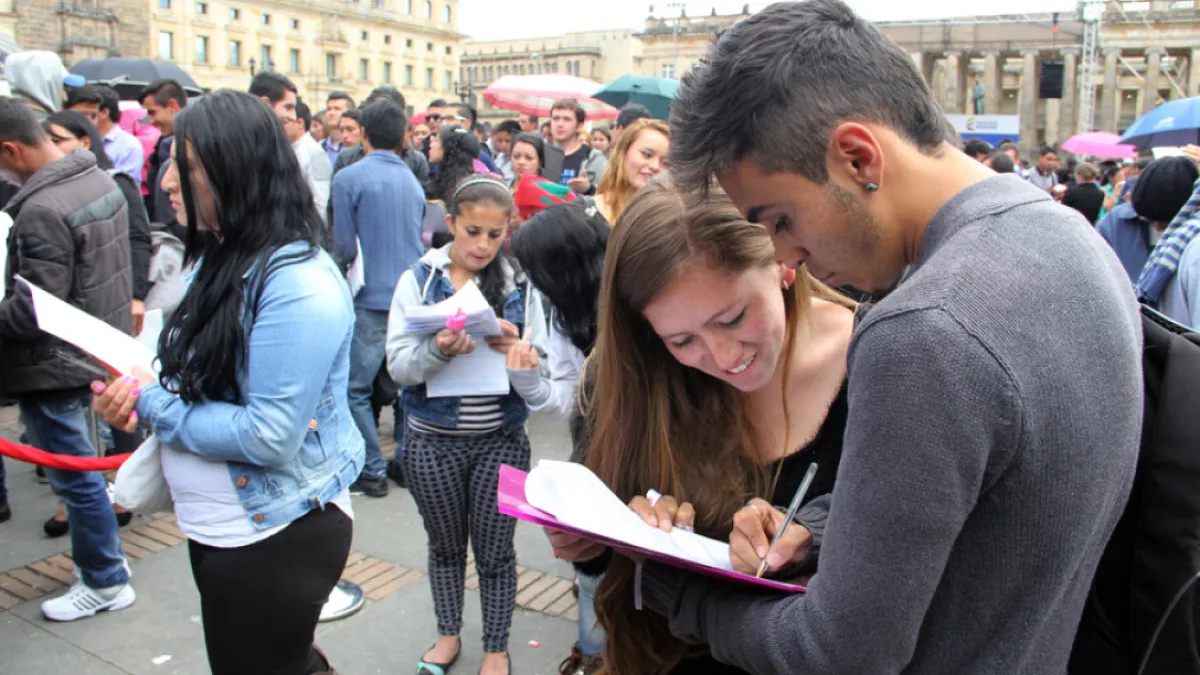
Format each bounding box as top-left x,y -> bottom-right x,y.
347,239 -> 364,298
19,276 -> 159,375
0,212 -> 12,285
426,346 -> 510,398
402,280 -> 503,336
524,460 -> 734,571
135,308 -> 164,355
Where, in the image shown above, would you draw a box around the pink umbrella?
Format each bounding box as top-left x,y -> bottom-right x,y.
483,74 -> 618,120
1061,132 -> 1136,159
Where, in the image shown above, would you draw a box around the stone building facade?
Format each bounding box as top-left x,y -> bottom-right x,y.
9,0 -> 150,63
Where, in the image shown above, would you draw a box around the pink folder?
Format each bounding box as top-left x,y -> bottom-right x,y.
497,464 -> 806,593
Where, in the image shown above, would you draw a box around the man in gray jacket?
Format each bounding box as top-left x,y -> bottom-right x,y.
628,3 -> 1143,675
0,97 -> 135,622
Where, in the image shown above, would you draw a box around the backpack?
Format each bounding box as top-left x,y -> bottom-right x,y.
1069,305 -> 1200,675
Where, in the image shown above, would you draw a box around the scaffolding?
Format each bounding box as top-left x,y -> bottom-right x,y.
1077,0 -> 1107,133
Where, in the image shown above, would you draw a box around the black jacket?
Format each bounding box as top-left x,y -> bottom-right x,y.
0,150 -> 132,397
1063,182 -> 1106,225
111,171 -> 152,301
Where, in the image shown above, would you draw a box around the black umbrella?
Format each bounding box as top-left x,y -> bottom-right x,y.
68,58 -> 204,100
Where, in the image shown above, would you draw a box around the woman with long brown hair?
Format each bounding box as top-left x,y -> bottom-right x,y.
592,118 -> 668,224
546,179 -> 855,674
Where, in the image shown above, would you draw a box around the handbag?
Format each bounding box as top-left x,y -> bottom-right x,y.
113,435 -> 174,515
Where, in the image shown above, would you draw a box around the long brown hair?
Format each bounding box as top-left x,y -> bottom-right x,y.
595,118 -> 670,223
582,179 -> 850,674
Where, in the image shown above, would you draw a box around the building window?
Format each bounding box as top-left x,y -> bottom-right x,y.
574,60 -> 581,76
260,45 -> 272,70
195,1 -> 207,14
289,48 -> 300,73
261,12 -> 270,25
444,70 -> 452,91
158,31 -> 173,60
158,0 -> 170,8
427,42 -> 433,52
361,30 -> 368,41
290,18 -> 299,30
326,53 -> 337,78
424,0 -> 432,18
359,58 -> 369,81
425,67 -> 433,89
565,61 -> 573,75
519,64 -> 525,75
383,61 -> 392,83
405,64 -> 414,86
384,34 -> 392,45
661,63 -> 676,79
445,46 -> 452,56
229,40 -> 241,67
406,38 -> 413,48
230,7 -> 239,19
195,35 -> 208,64
443,4 -> 451,22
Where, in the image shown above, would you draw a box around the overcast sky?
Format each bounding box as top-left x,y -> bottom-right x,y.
458,0 -> 1080,41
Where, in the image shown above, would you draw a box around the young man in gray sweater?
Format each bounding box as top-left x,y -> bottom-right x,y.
634,1 -> 1144,673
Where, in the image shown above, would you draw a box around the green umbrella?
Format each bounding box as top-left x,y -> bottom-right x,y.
593,75 -> 680,121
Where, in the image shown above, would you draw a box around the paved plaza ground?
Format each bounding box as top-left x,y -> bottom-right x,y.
0,406 -> 582,675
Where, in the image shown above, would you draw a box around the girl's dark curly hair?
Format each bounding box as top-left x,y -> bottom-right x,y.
429,124 -> 480,203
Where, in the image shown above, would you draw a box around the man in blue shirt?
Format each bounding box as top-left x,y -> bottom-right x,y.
1098,156 -> 1197,284
321,91 -> 355,168
332,100 -> 425,498
67,85 -> 144,186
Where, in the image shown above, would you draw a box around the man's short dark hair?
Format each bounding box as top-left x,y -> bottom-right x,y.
366,85 -> 406,111
495,120 -> 521,136
521,113 -> 538,125
962,138 -> 993,160
455,104 -> 478,129
359,101 -> 406,151
1135,157 -> 1153,172
249,71 -> 297,104
1038,145 -> 1058,158
0,96 -> 48,146
327,90 -> 356,108
140,79 -> 189,108
94,85 -> 122,123
429,98 -> 449,109
66,85 -> 103,110
296,100 -> 312,131
670,0 -> 947,191
991,153 -> 1015,174
615,103 -> 652,129
550,98 -> 585,125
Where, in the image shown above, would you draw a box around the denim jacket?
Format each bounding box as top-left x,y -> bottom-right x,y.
386,245 -> 549,430
135,242 -> 364,530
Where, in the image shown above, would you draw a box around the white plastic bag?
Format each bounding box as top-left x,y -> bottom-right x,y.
113,436 -> 173,514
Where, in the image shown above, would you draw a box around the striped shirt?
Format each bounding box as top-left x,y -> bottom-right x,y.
408,396 -> 504,436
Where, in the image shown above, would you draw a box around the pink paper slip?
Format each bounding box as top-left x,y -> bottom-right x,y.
497,464 -> 805,594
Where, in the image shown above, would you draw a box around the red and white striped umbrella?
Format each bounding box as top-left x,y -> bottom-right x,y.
482,75 -> 618,120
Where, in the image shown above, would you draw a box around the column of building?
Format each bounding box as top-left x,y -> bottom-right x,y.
1019,51 -> 1039,160
1059,49 -> 1077,137
1099,48 -> 1120,132
1142,46 -> 1164,116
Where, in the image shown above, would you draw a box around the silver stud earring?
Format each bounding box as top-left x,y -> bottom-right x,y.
865,183 -> 879,193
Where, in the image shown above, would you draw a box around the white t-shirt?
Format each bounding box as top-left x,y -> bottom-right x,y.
161,444 -> 353,548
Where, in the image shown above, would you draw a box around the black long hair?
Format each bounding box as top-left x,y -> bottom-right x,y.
43,111 -> 113,170
446,175 -> 520,315
429,124 -> 480,203
158,89 -> 323,403
512,132 -> 546,176
511,202 -> 609,354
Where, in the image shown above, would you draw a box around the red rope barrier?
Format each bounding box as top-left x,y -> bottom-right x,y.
0,437 -> 131,471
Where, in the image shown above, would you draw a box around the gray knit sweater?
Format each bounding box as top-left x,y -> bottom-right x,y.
640,175 -> 1143,675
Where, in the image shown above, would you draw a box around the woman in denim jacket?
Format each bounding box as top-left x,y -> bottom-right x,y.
93,91 -> 362,675
386,176 -> 548,675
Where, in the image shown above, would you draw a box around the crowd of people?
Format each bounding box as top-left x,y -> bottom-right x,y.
0,0 -> 1197,673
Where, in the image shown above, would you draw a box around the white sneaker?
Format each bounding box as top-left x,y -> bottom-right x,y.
41,581 -> 135,622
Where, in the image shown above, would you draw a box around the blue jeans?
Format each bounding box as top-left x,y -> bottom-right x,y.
348,307 -> 389,479
577,572 -> 606,656
20,395 -> 129,589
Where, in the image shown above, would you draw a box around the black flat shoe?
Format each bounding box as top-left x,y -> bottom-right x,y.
115,511 -> 133,527
417,637 -> 461,675
43,515 -> 69,538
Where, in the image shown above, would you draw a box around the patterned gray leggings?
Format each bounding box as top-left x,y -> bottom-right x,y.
403,426 -> 532,653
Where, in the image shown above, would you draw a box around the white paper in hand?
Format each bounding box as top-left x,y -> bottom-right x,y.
402,280 -> 503,336
19,276 -> 158,375
524,460 -> 734,571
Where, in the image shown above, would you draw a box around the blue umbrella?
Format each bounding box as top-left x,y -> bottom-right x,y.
1118,96 -> 1200,149
593,75 -> 679,121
